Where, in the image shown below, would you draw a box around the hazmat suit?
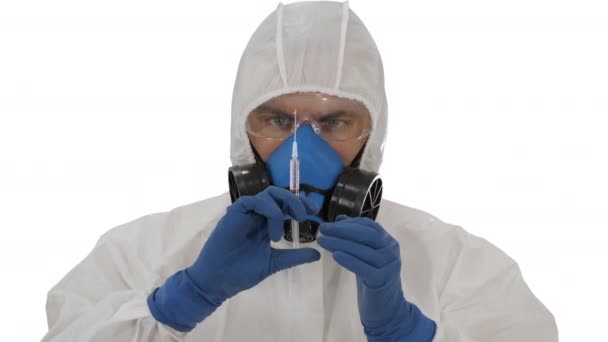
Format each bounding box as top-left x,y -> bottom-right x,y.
41,1 -> 558,341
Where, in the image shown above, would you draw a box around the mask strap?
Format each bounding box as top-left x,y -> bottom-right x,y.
299,184 -> 333,197
349,141 -> 367,168
249,140 -> 266,166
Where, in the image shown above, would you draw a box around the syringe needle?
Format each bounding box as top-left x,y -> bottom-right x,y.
290,109 -> 300,248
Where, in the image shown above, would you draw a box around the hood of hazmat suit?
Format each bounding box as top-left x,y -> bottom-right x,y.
42,1 -> 558,342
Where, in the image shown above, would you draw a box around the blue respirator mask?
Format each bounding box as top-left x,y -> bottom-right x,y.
228,125 -> 382,243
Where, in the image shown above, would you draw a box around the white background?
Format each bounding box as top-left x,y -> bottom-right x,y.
1,0 -> 606,340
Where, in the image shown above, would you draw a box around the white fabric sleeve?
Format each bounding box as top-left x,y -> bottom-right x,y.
41,217 -> 189,342
432,229 -> 558,342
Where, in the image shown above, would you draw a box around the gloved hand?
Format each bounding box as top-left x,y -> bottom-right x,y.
147,186 -> 321,332
318,215 -> 437,342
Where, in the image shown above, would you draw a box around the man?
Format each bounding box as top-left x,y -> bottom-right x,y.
42,1 -> 558,341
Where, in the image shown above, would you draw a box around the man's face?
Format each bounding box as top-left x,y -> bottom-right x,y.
247,92 -> 371,166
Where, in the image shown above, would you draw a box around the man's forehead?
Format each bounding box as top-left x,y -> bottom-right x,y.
262,91 -> 369,114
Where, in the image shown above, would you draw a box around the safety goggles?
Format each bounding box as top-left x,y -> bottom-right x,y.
246,92 -> 372,141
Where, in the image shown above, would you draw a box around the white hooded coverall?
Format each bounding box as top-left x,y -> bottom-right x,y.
42,1 -> 558,341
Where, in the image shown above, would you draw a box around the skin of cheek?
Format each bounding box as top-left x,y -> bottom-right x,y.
248,134 -> 366,166
330,139 -> 367,166
248,135 -> 283,162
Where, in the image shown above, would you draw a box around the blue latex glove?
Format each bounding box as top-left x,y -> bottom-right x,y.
318,215 -> 437,342
147,186 -> 321,332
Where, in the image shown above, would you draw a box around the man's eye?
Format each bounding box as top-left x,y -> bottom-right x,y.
325,119 -> 347,128
269,116 -> 291,127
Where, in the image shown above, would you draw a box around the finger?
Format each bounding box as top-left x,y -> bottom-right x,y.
262,187 -> 308,221
317,235 -> 390,268
270,248 -> 321,273
332,251 -> 382,286
333,251 -> 400,288
300,196 -> 320,215
306,213 -> 324,225
319,222 -> 388,249
336,215 -> 383,232
234,195 -> 284,241
336,214 -> 350,221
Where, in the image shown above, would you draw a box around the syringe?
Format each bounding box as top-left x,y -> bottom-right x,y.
289,110 -> 300,249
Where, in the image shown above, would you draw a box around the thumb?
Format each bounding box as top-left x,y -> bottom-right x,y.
269,248 -> 321,273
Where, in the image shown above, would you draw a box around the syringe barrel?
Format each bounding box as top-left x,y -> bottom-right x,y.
291,219 -> 300,249
289,158 -> 300,196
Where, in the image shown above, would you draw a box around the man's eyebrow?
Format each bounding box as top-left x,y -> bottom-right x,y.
254,105 -> 293,116
255,105 -> 357,119
319,110 -> 357,120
